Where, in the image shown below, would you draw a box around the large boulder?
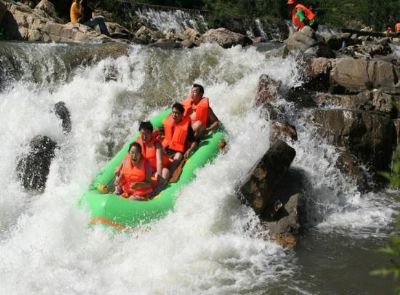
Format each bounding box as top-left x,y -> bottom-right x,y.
16,101 -> 71,193
284,26 -> 317,51
16,135 -> 57,192
240,140 -> 296,215
201,28 -> 252,48
311,109 -> 396,173
330,58 -> 400,94
261,193 -> 304,247
255,74 -> 282,105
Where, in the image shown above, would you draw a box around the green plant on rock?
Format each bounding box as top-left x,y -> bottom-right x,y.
380,145 -> 400,189
371,222 -> 400,294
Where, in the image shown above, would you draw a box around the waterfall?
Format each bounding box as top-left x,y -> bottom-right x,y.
0,41 -> 397,294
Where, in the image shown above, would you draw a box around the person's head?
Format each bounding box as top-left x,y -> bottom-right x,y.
139,121 -> 154,143
191,83 -> 204,102
128,142 -> 142,162
171,102 -> 185,123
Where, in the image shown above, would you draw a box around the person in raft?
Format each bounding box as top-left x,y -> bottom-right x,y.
114,142 -> 154,200
161,102 -> 198,174
181,83 -> 220,138
70,0 -> 110,36
287,0 -> 317,31
136,121 -> 171,187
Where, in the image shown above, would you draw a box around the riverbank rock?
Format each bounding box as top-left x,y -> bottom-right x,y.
330,58 -> 400,94
311,109 -> 396,183
1,1 -> 126,43
201,28 -> 252,48
284,26 -> 317,51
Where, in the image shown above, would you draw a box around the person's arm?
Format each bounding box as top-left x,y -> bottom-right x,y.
155,142 -> 163,177
184,127 -> 198,159
184,140 -> 198,159
206,107 -> 220,133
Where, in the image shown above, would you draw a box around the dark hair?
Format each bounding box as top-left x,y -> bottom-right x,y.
139,121 -> 153,133
128,141 -> 141,153
172,102 -> 185,114
192,83 -> 204,94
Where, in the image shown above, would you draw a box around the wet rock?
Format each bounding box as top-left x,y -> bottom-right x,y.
255,74 -> 282,105
134,25 -> 163,44
54,101 -> 71,134
336,151 -> 372,191
16,102 -> 72,192
201,28 -> 252,48
322,32 -> 354,50
271,121 -> 298,143
240,140 -> 296,215
330,58 -> 400,94
284,26 -> 317,51
150,39 -> 182,49
261,193 -> 304,248
16,135 -> 57,192
303,57 -> 332,91
311,109 -> 396,174
338,38 -> 393,58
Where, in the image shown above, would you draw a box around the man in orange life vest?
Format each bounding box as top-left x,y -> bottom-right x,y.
136,121 -> 171,184
181,84 -> 220,138
114,142 -> 154,200
287,0 -> 317,31
162,102 -> 198,174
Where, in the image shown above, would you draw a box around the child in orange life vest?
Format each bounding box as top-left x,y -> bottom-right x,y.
162,102 -> 198,175
136,121 -> 171,186
181,83 -> 220,138
114,142 -> 154,200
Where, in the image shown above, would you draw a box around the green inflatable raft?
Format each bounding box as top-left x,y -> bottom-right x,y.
79,109 -> 225,229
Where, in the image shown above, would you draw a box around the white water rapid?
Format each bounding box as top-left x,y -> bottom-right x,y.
0,42 -> 398,294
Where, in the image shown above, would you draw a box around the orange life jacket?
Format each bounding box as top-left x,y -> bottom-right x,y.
136,132 -> 170,171
70,2 -> 81,24
162,115 -> 191,153
119,156 -> 153,197
395,23 -> 400,33
292,3 -> 315,30
182,96 -> 210,128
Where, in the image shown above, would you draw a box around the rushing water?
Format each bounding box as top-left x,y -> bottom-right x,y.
0,41 -> 398,294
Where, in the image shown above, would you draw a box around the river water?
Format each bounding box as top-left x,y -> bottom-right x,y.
0,41 -> 398,294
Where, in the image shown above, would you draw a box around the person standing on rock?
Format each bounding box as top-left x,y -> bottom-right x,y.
70,0 -> 110,36
287,0 -> 317,31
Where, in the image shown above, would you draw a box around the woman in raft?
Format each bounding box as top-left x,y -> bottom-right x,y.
114,142 -> 154,200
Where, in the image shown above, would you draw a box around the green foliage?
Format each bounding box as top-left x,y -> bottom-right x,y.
381,145 -> 400,189
97,0 -> 400,31
372,224 -> 400,293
